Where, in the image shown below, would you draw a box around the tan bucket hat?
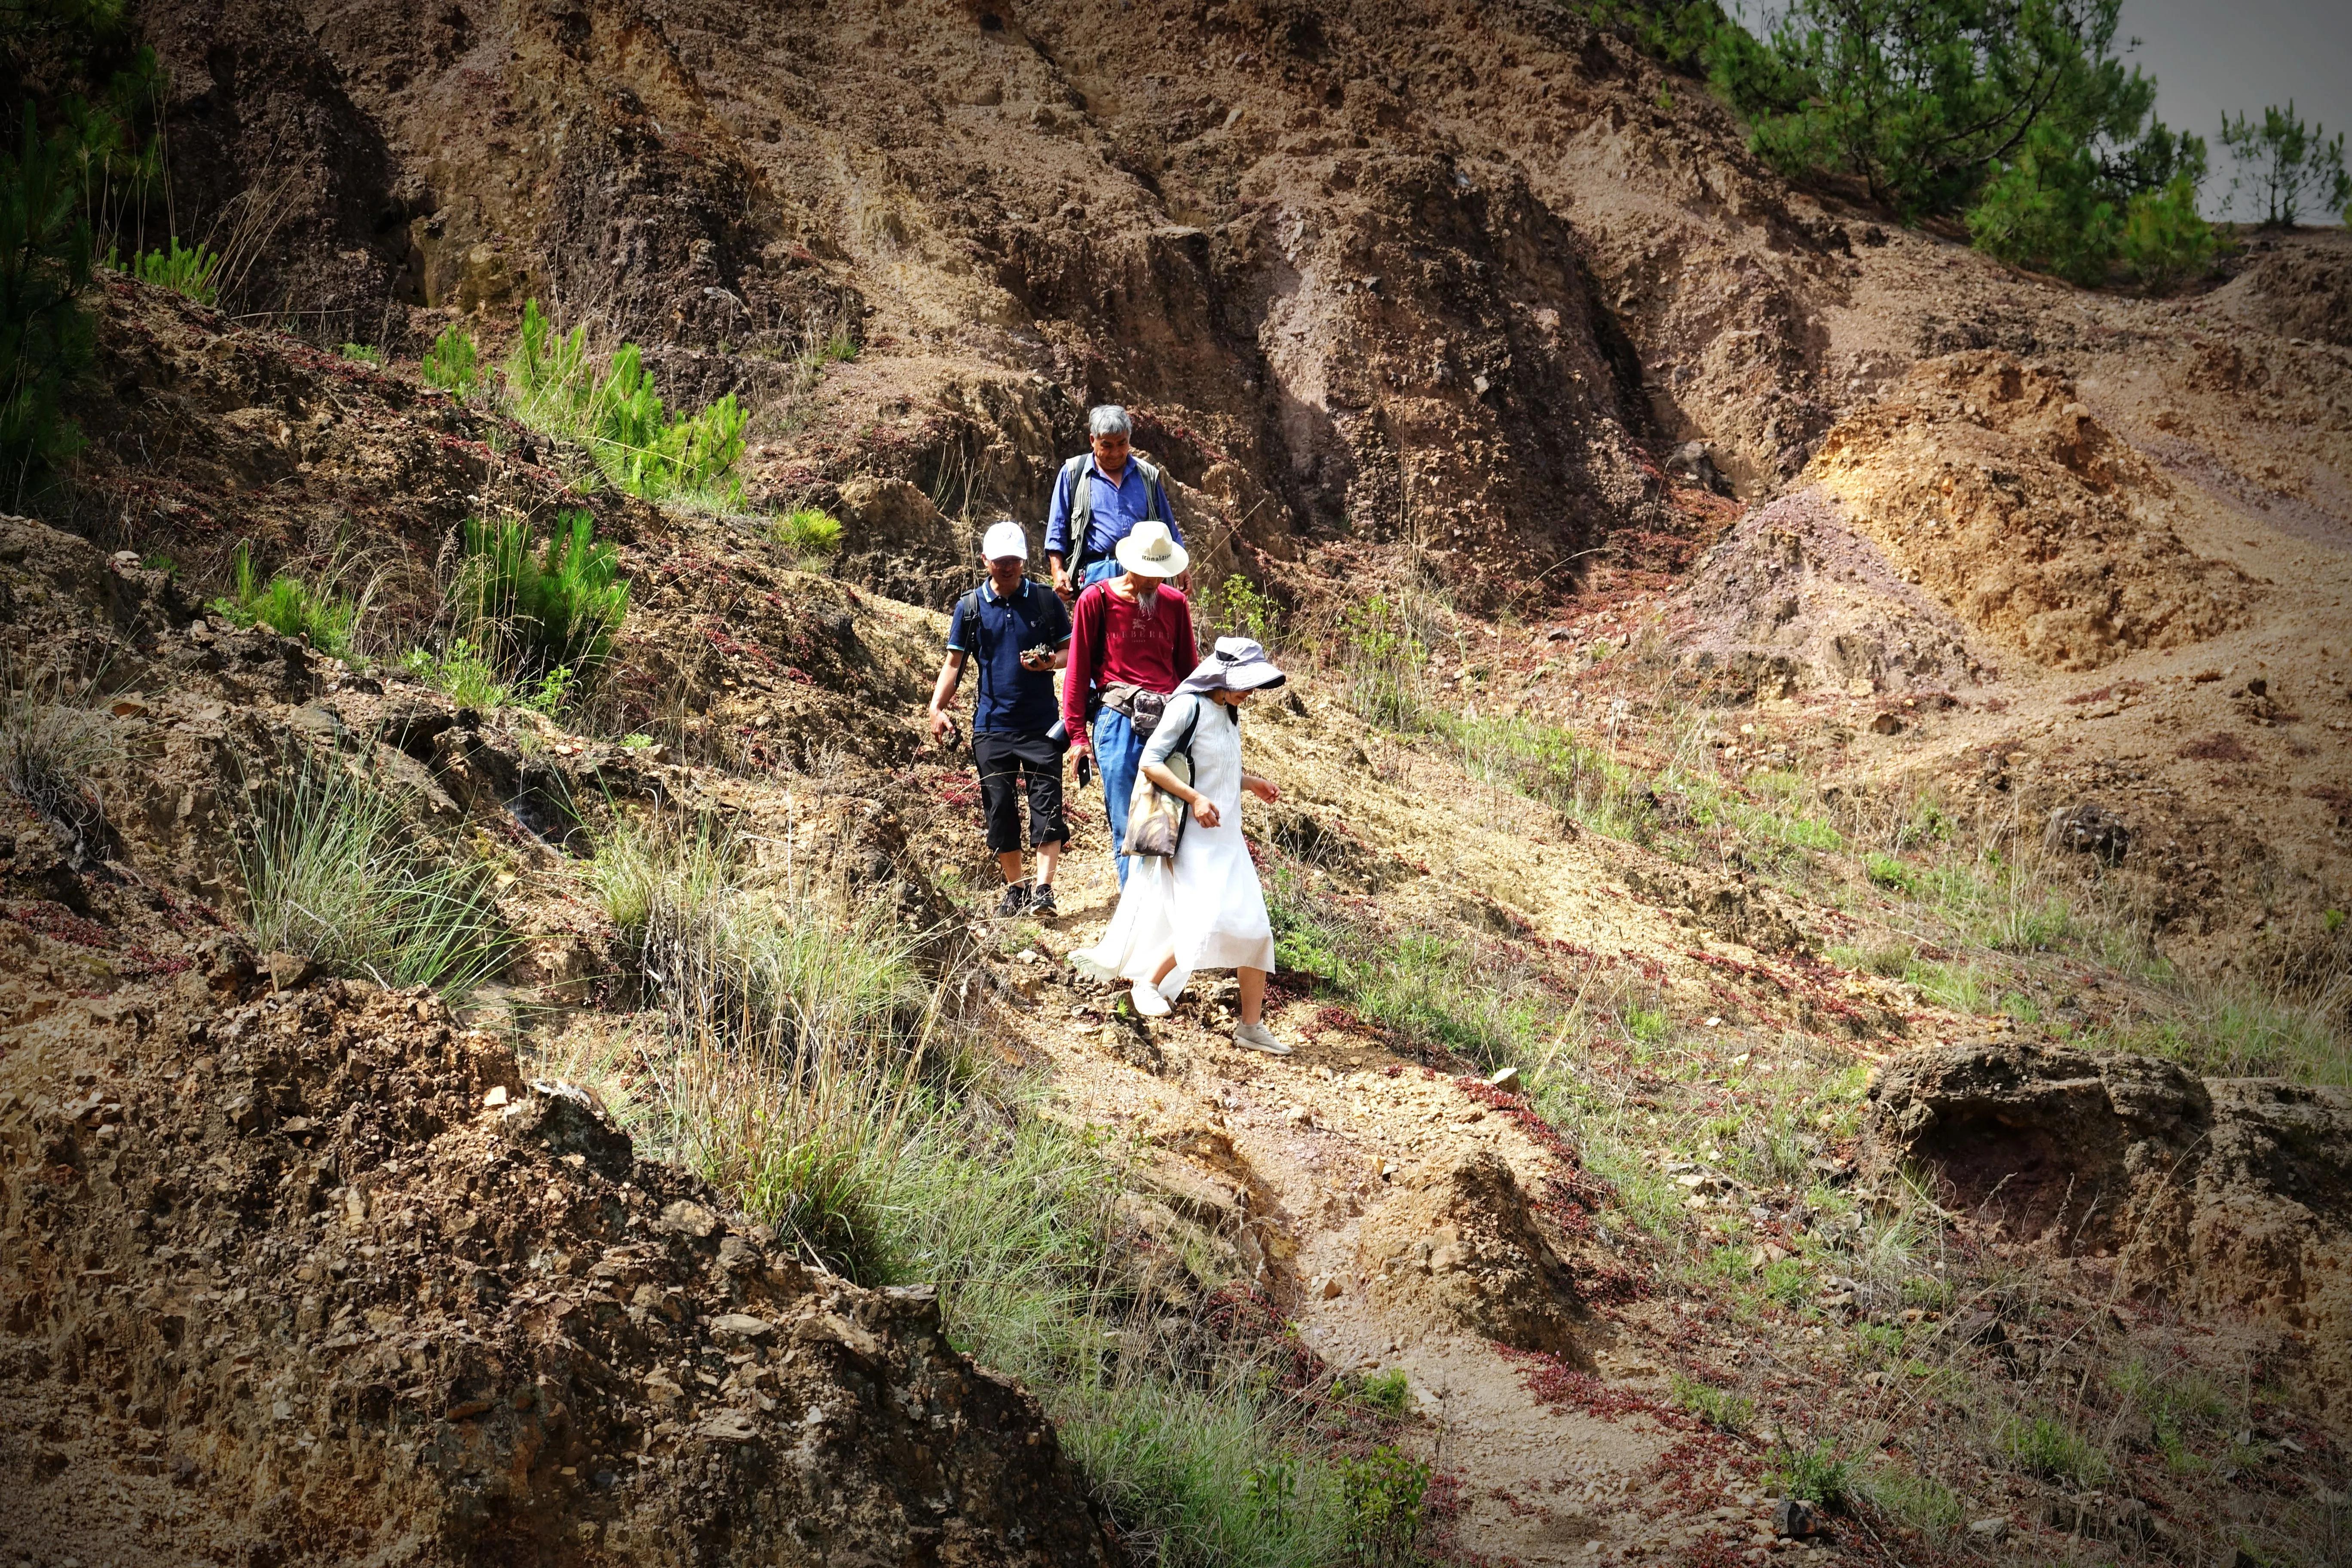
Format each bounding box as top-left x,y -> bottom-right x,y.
1113,518 -> 1189,579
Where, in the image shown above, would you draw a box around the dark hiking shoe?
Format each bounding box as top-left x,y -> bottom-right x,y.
996,882 -> 1030,916
1029,885 -> 1058,917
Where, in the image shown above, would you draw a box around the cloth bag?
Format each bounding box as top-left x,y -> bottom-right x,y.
1121,751 -> 1190,858
1119,703 -> 1202,858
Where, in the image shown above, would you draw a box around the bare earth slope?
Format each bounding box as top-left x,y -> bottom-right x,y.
5,0 -> 2350,1562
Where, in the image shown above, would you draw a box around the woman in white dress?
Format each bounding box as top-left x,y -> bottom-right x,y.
1071,637 -> 1291,1054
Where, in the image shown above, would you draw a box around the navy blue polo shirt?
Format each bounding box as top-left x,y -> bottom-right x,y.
946,578 -> 1071,734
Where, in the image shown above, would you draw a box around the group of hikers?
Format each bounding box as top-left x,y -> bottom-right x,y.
923,405 -> 1290,1055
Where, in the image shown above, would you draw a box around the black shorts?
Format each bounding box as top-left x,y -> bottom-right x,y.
973,730 -> 1067,854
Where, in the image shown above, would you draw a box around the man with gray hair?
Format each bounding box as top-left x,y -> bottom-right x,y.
1044,404 -> 1185,599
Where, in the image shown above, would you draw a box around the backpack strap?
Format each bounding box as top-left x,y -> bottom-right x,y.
1170,694 -> 1203,759
1061,455 -> 1095,571
954,587 -> 992,702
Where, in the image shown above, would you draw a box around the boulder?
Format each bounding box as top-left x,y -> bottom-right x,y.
835,475 -> 959,554
1869,1043 -> 2352,1424
1357,1152 -> 1587,1358
2044,802 -> 2130,864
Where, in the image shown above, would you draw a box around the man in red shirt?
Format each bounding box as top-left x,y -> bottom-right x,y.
1063,518 -> 1197,886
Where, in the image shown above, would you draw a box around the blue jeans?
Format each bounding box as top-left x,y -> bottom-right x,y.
1092,705 -> 1143,886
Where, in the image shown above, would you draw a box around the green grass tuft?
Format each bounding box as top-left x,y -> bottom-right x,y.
1998,1413 -> 2110,1487
1,660 -> 122,851
238,752 -> 510,998
1856,1462 -> 1963,1535
208,543 -> 368,660
1672,1373 -> 1755,1433
774,505 -> 843,558
421,322 -> 479,395
455,511 -> 628,686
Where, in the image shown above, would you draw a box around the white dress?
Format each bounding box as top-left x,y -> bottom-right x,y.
1072,692 -> 1276,999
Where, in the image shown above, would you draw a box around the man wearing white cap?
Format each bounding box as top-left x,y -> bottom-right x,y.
928,521 -> 1073,916
1061,517 -> 1196,888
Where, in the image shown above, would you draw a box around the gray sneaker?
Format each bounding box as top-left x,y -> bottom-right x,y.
1233,1022 -> 1290,1055
995,882 -> 1030,916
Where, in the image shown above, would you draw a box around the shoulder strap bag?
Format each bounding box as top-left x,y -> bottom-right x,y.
1121,699 -> 1204,859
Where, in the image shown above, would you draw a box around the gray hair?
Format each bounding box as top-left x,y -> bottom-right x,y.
1087,405 -> 1132,439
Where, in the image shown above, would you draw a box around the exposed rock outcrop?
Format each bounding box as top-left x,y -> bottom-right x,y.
0,981 -> 1121,1567
1809,355 -> 2253,671
1868,1043 -> 2352,1424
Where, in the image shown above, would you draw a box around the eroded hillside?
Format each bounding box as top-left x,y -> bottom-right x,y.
5,1 -> 2352,1566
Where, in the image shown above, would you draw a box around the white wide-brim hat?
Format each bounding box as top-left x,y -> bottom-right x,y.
1179,636 -> 1286,696
1113,518 -> 1189,579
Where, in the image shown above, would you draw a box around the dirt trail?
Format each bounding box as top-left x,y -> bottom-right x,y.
1005,702 -> 1899,1565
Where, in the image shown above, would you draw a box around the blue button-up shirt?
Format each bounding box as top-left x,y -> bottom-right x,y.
946,578 -> 1071,734
1044,457 -> 1182,562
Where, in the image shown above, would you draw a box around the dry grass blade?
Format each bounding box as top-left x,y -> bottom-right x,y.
237,748 -> 511,998
0,657 -> 124,858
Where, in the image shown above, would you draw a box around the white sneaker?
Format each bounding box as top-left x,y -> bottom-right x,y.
1233,1022 -> 1290,1055
1131,980 -> 1171,1018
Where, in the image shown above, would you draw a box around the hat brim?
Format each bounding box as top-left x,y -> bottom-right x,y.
1113,536 -> 1190,577
1180,659 -> 1286,695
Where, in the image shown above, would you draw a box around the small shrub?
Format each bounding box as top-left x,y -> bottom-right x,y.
1999,1414 -> 2110,1487
2122,176 -> 2217,288
1337,1444 -> 1428,1566
129,237 -> 221,304
1864,851 -> 1916,893
1767,1433 -> 1851,1507
239,751 -> 509,998
456,511 -> 629,682
1672,1373 -> 1755,1433
1244,1455 -> 1299,1530
1336,591 -> 1432,732
208,544 -> 365,658
2220,101 -> 2351,227
421,322 -> 479,395
773,506 -> 842,557
1967,126 -> 2122,283
502,298 -> 748,503
1218,572 -> 1282,646
339,342 -> 384,366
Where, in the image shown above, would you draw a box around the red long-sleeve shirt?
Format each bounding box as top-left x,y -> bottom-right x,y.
1062,581 -> 1197,732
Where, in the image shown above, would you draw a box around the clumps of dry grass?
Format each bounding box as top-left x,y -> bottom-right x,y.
0,658 -> 121,857
237,747 -> 511,999
578,806 -> 1364,1568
